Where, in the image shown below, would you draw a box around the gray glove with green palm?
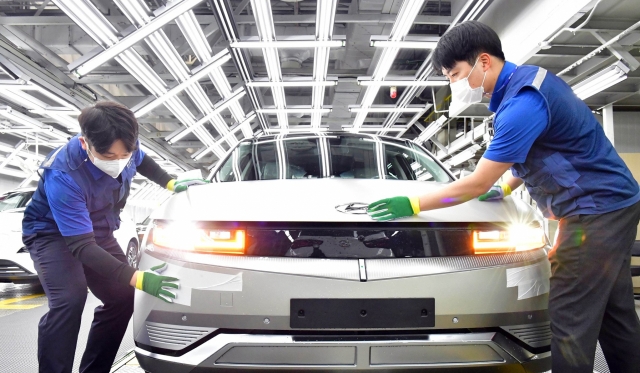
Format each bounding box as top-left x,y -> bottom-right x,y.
135,263 -> 180,303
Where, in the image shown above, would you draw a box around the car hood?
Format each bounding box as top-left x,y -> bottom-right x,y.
0,210 -> 24,232
151,179 -> 538,224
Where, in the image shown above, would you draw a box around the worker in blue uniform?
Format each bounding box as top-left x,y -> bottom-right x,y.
22,101 -> 208,373
368,21 -> 640,373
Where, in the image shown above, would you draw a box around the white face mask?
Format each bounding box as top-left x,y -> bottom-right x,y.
87,147 -> 131,178
448,58 -> 487,117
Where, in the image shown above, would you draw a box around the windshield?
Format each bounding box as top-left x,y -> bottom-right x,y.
0,191 -> 32,212
215,134 -> 452,182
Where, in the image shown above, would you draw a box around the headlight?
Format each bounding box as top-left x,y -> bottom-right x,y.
152,224 -> 245,255
473,224 -> 546,254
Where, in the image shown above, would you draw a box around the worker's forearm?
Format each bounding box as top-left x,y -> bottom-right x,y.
137,154 -> 173,188
64,233 -> 137,285
417,176 -> 490,211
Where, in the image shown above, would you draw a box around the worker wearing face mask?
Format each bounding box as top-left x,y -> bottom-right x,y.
368,21 -> 640,373
21,101 -> 208,373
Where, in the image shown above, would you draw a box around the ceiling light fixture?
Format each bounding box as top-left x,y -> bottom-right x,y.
444,144 -> 482,167
351,0 -> 424,131
258,108 -> 332,114
349,105 -> 427,113
370,41 -> 438,49
230,40 -> 345,49
134,51 -> 232,118
414,115 -> 448,144
357,78 -> 448,87
247,79 -> 338,88
71,0 -> 205,76
167,89 -> 247,144
572,60 -> 630,100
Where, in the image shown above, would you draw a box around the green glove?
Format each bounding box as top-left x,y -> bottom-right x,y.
478,183 -> 512,201
367,196 -> 421,221
135,263 -> 180,303
168,178 -> 209,193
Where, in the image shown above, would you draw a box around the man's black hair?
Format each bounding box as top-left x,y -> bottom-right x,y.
432,21 -> 505,72
79,101 -> 139,154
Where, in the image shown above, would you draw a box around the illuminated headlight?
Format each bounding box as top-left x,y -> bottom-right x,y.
473,224 -> 546,254
152,224 -> 245,255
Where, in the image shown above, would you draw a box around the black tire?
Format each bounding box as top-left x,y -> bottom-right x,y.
126,239 -> 140,268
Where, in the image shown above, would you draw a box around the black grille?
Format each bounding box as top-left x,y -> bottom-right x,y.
0,260 -> 30,276
145,322 -> 215,351
502,322 -> 551,349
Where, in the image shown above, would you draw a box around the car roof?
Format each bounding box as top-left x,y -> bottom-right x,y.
251,132 -> 412,143
2,187 -> 36,195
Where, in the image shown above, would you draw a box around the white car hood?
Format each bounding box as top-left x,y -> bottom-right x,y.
152,179 -> 537,223
0,210 -> 24,232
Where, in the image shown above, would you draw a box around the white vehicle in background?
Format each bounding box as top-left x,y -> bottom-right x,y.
0,187 -> 140,284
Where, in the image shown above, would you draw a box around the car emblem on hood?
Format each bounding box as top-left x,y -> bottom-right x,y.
335,202 -> 369,215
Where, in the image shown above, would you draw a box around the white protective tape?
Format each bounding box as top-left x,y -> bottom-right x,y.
159,265 -> 243,307
506,261 -> 551,300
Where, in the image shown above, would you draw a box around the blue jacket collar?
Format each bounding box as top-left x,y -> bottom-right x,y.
66,135 -> 107,181
489,61 -> 518,112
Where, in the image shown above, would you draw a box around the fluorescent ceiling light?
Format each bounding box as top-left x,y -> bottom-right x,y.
415,115 -> 448,143
175,11 -> 211,59
54,0 -> 119,46
264,128 -> 329,133
572,61 -> 630,100
355,127 -> 406,132
466,0 -> 491,21
258,108 -> 332,114
357,79 -> 448,87
0,107 -> 47,128
445,144 -> 482,167
72,0 -> 205,76
135,51 -> 231,117
230,40 -> 345,49
1,81 -> 79,111
0,126 -> 54,134
46,113 -> 80,130
213,113 -> 257,145
247,80 -> 337,88
167,89 -> 247,144
29,108 -> 80,115
370,40 -> 438,49
349,105 -> 427,113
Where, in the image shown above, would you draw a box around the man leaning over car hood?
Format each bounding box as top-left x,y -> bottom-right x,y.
367,21 -> 640,373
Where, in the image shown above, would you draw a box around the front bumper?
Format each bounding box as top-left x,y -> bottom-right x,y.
0,259 -> 38,283
136,330 -> 550,372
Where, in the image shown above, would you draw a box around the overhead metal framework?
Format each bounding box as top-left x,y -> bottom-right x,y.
0,0 -> 636,183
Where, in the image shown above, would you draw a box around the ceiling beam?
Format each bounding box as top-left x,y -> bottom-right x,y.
0,14 -> 453,26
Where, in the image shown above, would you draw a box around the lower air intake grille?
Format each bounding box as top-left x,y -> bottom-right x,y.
145,322 -> 215,351
502,322 -> 551,349
0,260 -> 30,276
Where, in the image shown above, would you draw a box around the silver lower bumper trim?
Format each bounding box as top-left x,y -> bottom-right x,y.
135,331 -> 545,369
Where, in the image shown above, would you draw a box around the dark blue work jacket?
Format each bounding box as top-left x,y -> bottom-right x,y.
493,64 -> 640,219
22,135 -> 144,238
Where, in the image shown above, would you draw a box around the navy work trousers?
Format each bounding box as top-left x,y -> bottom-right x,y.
25,233 -> 134,373
549,201 -> 640,373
